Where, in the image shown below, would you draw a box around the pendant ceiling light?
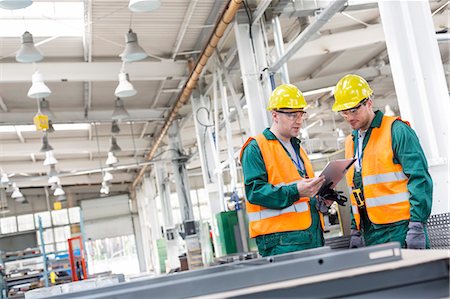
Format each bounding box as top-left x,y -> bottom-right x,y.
1,172 -> 9,185
40,133 -> 54,152
109,136 -> 122,153
48,175 -> 60,185
28,71 -> 51,99
120,29 -> 148,62
48,164 -> 58,178
103,171 -> 113,182
39,98 -> 55,120
100,182 -> 110,195
115,72 -> 137,98
111,120 -> 120,134
106,152 -> 118,166
112,98 -> 130,120
16,31 -> 43,63
11,184 -> 23,199
43,150 -> 58,166
128,0 -> 160,12
0,0 -> 32,10
54,186 -> 65,196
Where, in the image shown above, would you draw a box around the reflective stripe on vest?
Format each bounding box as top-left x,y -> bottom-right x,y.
247,202 -> 308,222
363,171 -> 407,186
366,192 -> 410,207
344,116 -> 410,229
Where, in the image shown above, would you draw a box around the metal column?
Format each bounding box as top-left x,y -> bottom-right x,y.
378,0 -> 450,214
191,91 -> 224,259
217,69 -> 249,252
234,11 -> 271,135
272,16 -> 290,84
154,161 -> 179,271
135,185 -> 151,272
142,174 -> 163,274
168,121 -> 195,222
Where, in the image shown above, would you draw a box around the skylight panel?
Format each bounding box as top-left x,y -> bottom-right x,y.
0,2 -> 84,37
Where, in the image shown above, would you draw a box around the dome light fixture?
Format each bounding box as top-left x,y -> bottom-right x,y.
109,136 -> 122,153
40,132 -> 54,152
128,0 -> 160,12
114,72 -> 137,98
106,152 -> 118,166
112,98 -> 130,120
54,185 -> 65,196
43,150 -> 58,166
120,29 -> 148,62
28,71 -> 51,99
16,31 -> 43,63
0,0 -> 33,10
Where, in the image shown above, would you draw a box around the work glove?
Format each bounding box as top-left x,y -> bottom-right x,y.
315,197 -> 331,214
406,221 -> 426,249
318,182 -> 348,206
349,229 -> 365,248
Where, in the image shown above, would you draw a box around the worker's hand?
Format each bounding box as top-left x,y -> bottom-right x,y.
317,182 -> 348,206
297,176 -> 326,198
406,221 -> 426,249
349,229 -> 365,248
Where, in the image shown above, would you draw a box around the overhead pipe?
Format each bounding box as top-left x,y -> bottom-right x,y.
131,0 -> 243,190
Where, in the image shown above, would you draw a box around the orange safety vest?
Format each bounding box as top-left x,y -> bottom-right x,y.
241,133 -> 323,238
345,116 -> 410,230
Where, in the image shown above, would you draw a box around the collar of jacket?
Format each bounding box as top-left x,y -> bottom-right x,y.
351,110 -> 384,141
263,128 -> 302,147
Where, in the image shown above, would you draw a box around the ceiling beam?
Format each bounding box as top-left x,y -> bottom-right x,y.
1,158 -> 144,175
0,108 -> 166,125
0,137 -> 150,156
0,61 -> 187,83
294,65 -> 392,91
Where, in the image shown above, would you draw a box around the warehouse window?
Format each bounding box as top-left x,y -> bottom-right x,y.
52,209 -> 69,226
85,234 -> 139,276
54,226 -> 71,244
17,214 -> 35,231
35,211 -> 52,228
68,207 -> 81,223
0,216 -> 17,234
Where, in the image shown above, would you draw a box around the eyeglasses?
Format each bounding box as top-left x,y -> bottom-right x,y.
276,110 -> 307,120
339,99 -> 368,117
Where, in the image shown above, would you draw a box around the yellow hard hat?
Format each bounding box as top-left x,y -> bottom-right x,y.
332,74 -> 373,111
267,84 -> 307,110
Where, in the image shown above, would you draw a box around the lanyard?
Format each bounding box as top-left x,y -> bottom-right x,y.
355,130 -> 366,172
293,152 -> 306,177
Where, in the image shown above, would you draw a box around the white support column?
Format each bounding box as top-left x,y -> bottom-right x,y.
235,11 -> 271,136
272,16 -> 290,84
191,91 -> 225,258
155,162 -> 174,229
378,0 -> 449,214
154,161 -> 179,271
142,174 -> 162,274
218,70 -> 238,190
191,92 -> 224,216
168,121 -> 195,222
135,185 -> 152,273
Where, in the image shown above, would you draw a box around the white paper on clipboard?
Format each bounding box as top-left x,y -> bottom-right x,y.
318,158 -> 356,193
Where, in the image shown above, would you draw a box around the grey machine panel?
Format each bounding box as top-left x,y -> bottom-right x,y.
44,242 -> 449,298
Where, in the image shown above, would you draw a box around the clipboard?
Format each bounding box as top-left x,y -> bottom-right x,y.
318,158 -> 356,193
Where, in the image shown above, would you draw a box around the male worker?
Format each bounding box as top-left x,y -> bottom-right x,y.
240,84 -> 343,257
332,74 -> 433,249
